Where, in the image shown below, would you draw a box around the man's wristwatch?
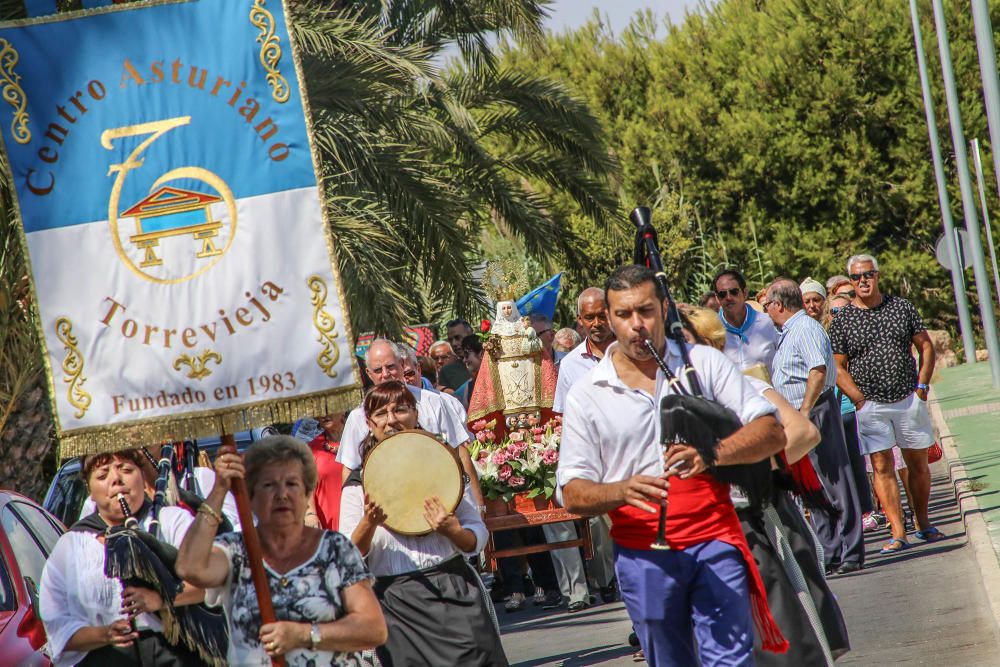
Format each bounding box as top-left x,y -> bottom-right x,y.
310,621 -> 321,650
916,383 -> 929,391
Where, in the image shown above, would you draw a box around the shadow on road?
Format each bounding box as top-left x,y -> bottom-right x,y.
512,644 -> 635,667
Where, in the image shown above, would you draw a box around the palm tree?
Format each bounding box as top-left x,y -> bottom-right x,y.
293,0 -> 619,331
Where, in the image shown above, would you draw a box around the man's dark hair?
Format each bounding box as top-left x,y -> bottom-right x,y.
446,318 -> 472,331
461,334 -> 483,355
698,292 -> 717,307
767,278 -> 804,310
712,269 -> 747,292
604,265 -> 666,302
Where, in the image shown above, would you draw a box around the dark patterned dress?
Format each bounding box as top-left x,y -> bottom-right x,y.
207,530 -> 373,666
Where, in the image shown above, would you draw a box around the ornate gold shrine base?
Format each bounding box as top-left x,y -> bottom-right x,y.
482,495 -> 593,572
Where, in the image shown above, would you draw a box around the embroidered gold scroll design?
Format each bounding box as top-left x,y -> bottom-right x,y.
308,275 -> 340,378
249,0 -> 291,104
0,39 -> 30,144
54,317 -> 91,418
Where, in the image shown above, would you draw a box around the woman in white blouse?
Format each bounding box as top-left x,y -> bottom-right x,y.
340,380 -> 508,666
39,449 -> 207,666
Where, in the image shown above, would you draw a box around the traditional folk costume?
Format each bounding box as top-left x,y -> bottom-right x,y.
558,341 -> 788,666
340,474 -> 508,666
735,376 -> 850,665
40,504 -> 207,667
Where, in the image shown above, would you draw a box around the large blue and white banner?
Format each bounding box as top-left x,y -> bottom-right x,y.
0,0 -> 360,455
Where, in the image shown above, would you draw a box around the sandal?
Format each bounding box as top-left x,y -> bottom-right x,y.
915,527 -> 946,542
505,592 -> 526,613
880,537 -> 910,554
632,650 -> 645,662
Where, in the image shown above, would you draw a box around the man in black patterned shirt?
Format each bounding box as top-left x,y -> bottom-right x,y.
828,254 -> 939,555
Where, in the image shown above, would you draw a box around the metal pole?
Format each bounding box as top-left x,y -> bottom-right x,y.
909,0 -> 978,364
970,138 -> 1000,313
931,0 -> 1000,384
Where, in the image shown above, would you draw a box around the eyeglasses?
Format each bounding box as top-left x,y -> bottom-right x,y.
431,353 -> 453,362
537,329 -> 554,337
834,290 -> 856,299
369,404 -> 415,425
402,369 -> 417,380
715,287 -> 742,299
830,306 -> 843,315
760,300 -> 773,311
848,270 -> 878,282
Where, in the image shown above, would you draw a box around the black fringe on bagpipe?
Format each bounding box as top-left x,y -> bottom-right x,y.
660,393 -> 775,511
105,527 -> 229,667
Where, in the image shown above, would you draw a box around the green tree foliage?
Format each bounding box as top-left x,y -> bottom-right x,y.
501,0 -> 1000,337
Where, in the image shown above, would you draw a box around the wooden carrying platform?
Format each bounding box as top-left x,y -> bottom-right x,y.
482,501 -> 593,571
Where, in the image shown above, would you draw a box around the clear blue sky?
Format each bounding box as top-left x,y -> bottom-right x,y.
543,0 -> 708,34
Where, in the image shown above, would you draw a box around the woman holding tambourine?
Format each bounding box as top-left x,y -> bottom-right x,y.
339,380 -> 508,666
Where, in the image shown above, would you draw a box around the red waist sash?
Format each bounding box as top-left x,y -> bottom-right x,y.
608,474 -> 788,654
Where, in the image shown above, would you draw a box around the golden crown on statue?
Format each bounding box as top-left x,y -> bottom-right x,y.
482,259 -> 528,303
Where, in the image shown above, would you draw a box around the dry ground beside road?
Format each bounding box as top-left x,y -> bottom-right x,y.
499,461 -> 1000,666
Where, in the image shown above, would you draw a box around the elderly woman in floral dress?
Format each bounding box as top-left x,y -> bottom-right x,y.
176,436 -> 387,666
340,380 -> 508,666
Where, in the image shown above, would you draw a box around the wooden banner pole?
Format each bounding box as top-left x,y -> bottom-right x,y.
220,433 -> 285,667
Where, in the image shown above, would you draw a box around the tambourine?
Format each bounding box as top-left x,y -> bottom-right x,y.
362,429 -> 464,535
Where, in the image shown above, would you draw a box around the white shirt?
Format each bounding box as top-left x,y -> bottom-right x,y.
339,484 -> 487,576
436,389 -> 473,443
721,309 -> 779,373
40,507 -> 194,666
336,385 -> 469,470
553,339 -> 603,413
79,467 -> 240,530
557,342 -> 777,492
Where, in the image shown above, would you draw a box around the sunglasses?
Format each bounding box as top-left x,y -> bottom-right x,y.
402,369 -> 417,379
834,289 -> 856,299
715,287 -> 743,299
848,270 -> 878,282
830,306 -> 843,315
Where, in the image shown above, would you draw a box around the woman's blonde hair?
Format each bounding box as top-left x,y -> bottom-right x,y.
243,435 -> 318,497
679,304 -> 726,351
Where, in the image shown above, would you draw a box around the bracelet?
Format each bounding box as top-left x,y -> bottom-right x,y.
197,503 -> 222,524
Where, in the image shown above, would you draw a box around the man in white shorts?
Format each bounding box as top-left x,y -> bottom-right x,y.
829,253 -> 939,554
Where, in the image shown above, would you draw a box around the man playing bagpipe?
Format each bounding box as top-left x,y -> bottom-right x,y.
557,265 -> 789,666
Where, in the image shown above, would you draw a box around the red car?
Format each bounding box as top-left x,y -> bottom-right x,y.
0,490 -> 64,667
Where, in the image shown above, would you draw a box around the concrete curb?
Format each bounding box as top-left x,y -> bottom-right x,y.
928,388 -> 1000,642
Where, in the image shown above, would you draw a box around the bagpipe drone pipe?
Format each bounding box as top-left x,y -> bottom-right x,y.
629,207 -> 773,532
104,446 -> 229,667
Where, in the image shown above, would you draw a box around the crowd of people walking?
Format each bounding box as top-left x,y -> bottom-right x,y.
35,251 -> 942,666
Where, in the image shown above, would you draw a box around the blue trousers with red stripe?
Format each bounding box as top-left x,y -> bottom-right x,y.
615,540 -> 754,667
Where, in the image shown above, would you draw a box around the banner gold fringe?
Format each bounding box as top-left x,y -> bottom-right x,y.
57,387 -> 360,458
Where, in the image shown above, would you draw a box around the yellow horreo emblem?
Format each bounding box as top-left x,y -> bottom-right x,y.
121,186 -> 225,268
102,116 -> 238,284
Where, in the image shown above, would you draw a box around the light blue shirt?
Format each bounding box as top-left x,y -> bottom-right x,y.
772,310 -> 837,409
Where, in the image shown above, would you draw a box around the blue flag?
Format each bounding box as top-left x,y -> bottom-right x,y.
517,273 -> 562,321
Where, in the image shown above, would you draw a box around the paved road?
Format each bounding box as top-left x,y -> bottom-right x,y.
498,461 -> 1000,666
